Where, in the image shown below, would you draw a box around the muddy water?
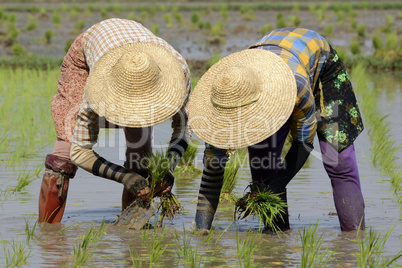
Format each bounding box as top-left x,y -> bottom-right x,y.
1,72 -> 402,267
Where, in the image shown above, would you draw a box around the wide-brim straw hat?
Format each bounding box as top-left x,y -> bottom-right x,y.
188,49 -> 296,149
85,42 -> 187,128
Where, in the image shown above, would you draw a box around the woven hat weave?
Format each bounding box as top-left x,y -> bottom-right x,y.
188,49 -> 296,149
85,42 -> 187,128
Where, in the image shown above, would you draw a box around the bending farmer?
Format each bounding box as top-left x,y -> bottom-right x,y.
38,18 -> 191,223
188,27 -> 364,232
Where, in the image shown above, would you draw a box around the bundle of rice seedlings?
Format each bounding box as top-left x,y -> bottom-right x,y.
174,139 -> 202,175
234,190 -> 288,232
146,150 -> 183,226
220,149 -> 245,203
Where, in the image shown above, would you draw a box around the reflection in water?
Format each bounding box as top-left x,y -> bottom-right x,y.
0,72 -> 401,267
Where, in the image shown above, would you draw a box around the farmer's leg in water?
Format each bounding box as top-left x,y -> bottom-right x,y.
318,134 -> 365,231
38,139 -> 77,223
195,144 -> 228,231
122,126 -> 153,210
247,122 -> 291,231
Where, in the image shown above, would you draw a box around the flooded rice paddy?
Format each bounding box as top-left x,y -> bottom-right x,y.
1,71 -> 402,267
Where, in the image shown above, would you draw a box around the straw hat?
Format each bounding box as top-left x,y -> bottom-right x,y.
85,42 -> 187,128
188,49 -> 296,149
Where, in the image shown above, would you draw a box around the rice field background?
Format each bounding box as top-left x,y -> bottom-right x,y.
1,1 -> 402,267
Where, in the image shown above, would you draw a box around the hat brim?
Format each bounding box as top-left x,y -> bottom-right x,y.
188,49 -> 296,149
85,43 -> 187,128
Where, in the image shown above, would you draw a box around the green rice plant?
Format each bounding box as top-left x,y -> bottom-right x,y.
277,16 -> 287,29
11,43 -> 27,57
239,5 -> 250,15
129,248 -> 143,267
350,40 -> 361,55
384,14 -> 394,33
385,32 -> 397,50
236,229 -> 261,268
173,8 -> 183,23
142,226 -> 169,264
348,9 -> 357,20
324,24 -> 333,37
308,5 -> 315,14
164,13 -> 173,28
140,11 -> 147,21
66,220 -> 107,267
75,20 -> 85,33
353,226 -> 402,267
175,139 -> 201,175
289,15 -> 302,27
87,5 -> 95,12
351,19 -> 358,30
220,149 -> 245,203
220,5 -> 228,21
372,35 -> 383,52
53,11 -> 61,26
150,24 -> 159,35
3,240 -> 30,267
211,21 -> 224,37
292,4 -> 300,12
259,24 -> 272,36
7,22 -> 19,41
9,168 -> 38,193
70,9 -> 78,20
146,151 -> 183,225
357,24 -> 366,38
24,216 -> 38,243
191,12 -> 200,24
235,190 -> 288,232
127,12 -> 135,21
112,4 -> 121,14
174,226 -> 202,267
352,65 -> 402,203
100,8 -> 108,20
44,30 -> 53,44
316,9 -> 324,21
25,15 -> 37,31
61,4 -> 69,12
242,10 -> 255,21
298,221 -> 334,267
336,11 -> 345,24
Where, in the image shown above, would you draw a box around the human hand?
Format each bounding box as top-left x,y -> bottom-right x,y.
136,186 -> 151,200
151,169 -> 175,196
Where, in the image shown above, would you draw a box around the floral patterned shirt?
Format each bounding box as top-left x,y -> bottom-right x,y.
249,27 -> 363,152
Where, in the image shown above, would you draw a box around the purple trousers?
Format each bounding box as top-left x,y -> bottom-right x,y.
248,122 -> 365,231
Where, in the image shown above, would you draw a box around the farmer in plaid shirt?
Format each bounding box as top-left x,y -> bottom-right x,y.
38,18 -> 191,223
189,28 -> 365,232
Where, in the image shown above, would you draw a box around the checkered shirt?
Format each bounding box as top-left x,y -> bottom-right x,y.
73,18 -> 191,148
249,27 -> 331,144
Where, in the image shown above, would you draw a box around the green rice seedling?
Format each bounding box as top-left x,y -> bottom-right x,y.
324,24 -> 333,37
11,43 -> 27,57
235,190 -> 288,232
24,216 -> 38,243
164,13 -> 173,28
289,15 -> 302,27
351,19 -> 358,30
220,5 -> 228,21
127,12 -> 135,21
100,8 -> 108,20
385,32 -> 397,50
9,168 -> 38,193
242,10 -> 255,21
336,11 -> 345,24
87,5 -> 95,12
220,150 -> 244,203
259,24 -> 272,36
372,35 -> 383,53
211,21 -> 224,37
173,9 -> 183,23
175,139 -> 201,175
75,20 -> 85,33
191,12 -> 200,25
348,9 -> 357,20
25,14 -> 37,31
174,226 -> 202,267
53,11 -> 61,26
292,4 -> 300,12
150,24 -> 159,35
7,22 -> 19,41
3,240 -> 30,267
146,151 -> 183,225
141,225 -> 169,264
67,219 -> 107,267
350,40 -> 361,55
148,6 -> 156,17
112,4 -> 121,14
316,9 -> 324,21
357,24 -> 366,38
236,229 -> 261,268
298,221 -> 334,267
70,9 -> 78,20
277,16 -> 287,29
354,226 -> 402,267
45,30 -> 53,44
129,248 -> 143,267
308,5 -> 316,14
140,11 -> 147,21
239,4 -> 250,16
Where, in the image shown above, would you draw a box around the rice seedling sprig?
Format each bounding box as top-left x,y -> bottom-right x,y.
3,240 -> 30,267
146,150 -> 183,225
235,190 -> 287,232
220,149 -> 246,203
236,229 -> 261,268
175,139 -> 202,175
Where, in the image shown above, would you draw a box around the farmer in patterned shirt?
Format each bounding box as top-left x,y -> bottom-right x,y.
188,28 -> 365,232
38,18 -> 192,223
